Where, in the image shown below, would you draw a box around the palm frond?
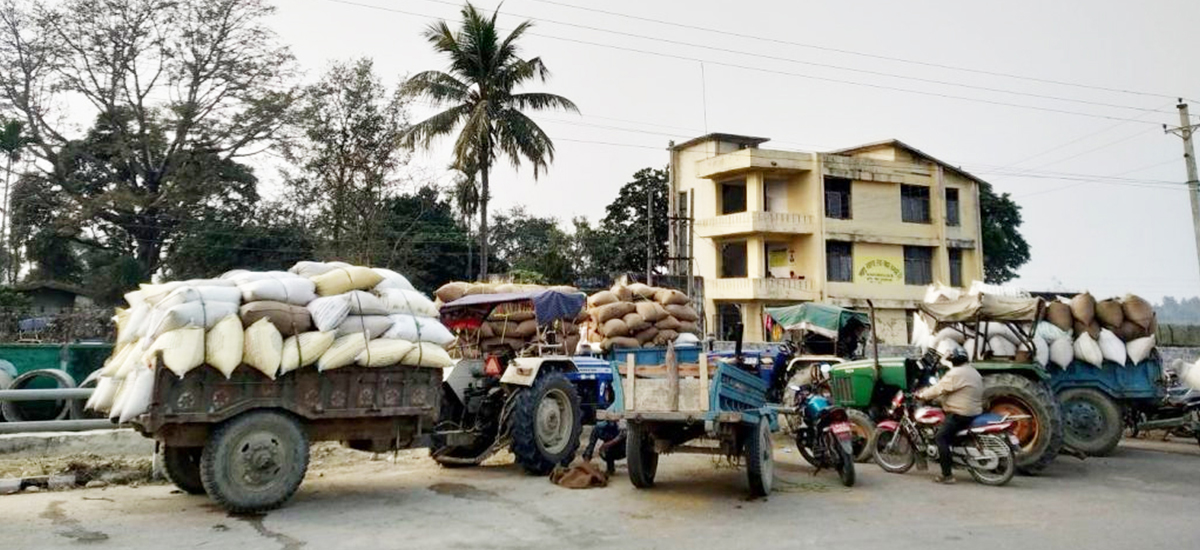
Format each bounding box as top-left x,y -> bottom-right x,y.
403,104 -> 471,149
493,108 -> 554,179
402,70 -> 472,105
509,92 -> 578,114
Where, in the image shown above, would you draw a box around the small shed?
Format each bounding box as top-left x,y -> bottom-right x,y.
11,281 -> 94,314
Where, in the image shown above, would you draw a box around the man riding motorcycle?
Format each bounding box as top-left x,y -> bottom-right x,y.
916,348 -> 983,484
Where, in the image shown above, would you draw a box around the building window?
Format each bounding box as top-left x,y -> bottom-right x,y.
824,177 -> 851,219
677,191 -> 689,218
948,248 -> 963,288
717,303 -> 743,341
945,188 -> 960,227
720,241 -> 748,278
826,241 -> 853,282
904,246 -> 934,285
901,184 -> 931,224
720,179 -> 747,215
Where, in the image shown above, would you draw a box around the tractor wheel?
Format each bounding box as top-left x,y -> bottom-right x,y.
983,373 -> 1064,475
845,409 -> 877,463
1059,388 -> 1124,457
511,372 -> 582,475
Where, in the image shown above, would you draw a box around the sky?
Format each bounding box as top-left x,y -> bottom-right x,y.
267,0 -> 1200,301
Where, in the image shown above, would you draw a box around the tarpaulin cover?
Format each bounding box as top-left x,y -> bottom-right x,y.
765,303 -> 869,339
440,291 -> 585,330
920,293 -> 1040,323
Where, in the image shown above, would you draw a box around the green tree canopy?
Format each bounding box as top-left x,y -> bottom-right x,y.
979,182 -> 1031,283
489,206 -> 575,285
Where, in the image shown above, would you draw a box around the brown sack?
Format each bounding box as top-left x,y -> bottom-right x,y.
1122,295 -> 1155,331
587,291 -> 618,308
240,301 -> 312,337
1072,320 -> 1100,340
611,284 -> 633,303
574,309 -> 591,324
655,316 -> 683,331
635,301 -> 666,323
677,321 -> 700,335
1115,320 -> 1147,341
564,334 -> 581,354
601,319 -> 630,337
593,302 -> 636,323
655,289 -> 690,306
550,458 -> 608,489
634,326 -> 659,344
465,283 -> 495,296
627,283 -> 656,301
602,336 -> 641,351
1095,299 -> 1124,330
1046,302 -> 1073,332
622,313 -> 651,333
1070,292 -> 1096,325
515,319 -> 539,338
479,322 -> 495,339
481,337 -> 526,351
549,285 -> 579,295
435,282 -> 470,303
492,283 -> 518,294
489,320 -> 522,337
665,304 -> 700,322
653,330 -> 680,346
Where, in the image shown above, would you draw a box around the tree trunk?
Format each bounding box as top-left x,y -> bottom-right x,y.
2,156 -> 11,284
478,153 -> 490,281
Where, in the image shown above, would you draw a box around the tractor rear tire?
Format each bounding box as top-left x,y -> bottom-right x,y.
982,373 -> 1063,475
846,409 -> 876,463
511,373 -> 582,475
1059,388 -> 1124,457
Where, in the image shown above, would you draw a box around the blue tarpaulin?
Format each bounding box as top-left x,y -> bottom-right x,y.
440,291 -> 586,328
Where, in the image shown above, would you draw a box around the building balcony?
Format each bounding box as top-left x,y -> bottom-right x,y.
696,148 -> 816,180
695,211 -> 816,238
707,277 -> 820,302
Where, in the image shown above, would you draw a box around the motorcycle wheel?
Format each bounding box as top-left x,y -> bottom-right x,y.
872,429 -> 915,474
795,431 -> 819,467
967,434 -> 1016,487
827,432 -> 855,487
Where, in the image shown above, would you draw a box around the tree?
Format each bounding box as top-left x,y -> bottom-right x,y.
489,206 -> 575,285
0,0 -> 295,281
402,2 -> 578,279
161,206 -> 317,281
0,118 -> 31,283
979,182 -> 1031,283
596,167 -> 668,277
372,186 -> 471,291
279,58 -> 410,263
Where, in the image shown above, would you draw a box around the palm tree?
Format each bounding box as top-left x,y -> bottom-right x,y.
403,2 -> 578,279
452,165 -> 480,279
0,120 -> 31,284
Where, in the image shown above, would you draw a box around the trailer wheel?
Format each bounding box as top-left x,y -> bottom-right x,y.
983,374 -> 1063,475
745,417 -> 774,497
511,372 -> 582,475
626,422 -> 658,488
1059,388 -> 1124,456
200,410 -> 309,514
161,446 -> 205,495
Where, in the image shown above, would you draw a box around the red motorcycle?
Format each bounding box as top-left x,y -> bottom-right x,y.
872,390 -> 1020,486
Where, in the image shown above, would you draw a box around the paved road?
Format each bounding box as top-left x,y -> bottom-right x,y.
8,441 -> 1200,550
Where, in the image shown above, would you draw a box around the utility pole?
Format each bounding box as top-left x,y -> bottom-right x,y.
1164,99 -> 1200,277
646,182 -> 653,285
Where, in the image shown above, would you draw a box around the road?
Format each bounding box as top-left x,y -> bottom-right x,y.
8,440 -> 1200,550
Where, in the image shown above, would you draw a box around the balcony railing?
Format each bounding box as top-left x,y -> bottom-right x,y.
706,277 -> 817,301
694,211 -> 816,238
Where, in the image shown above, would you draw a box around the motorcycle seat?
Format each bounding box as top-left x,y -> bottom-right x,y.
969,413 -> 1007,427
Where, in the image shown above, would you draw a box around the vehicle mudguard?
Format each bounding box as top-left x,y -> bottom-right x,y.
876,420 -> 900,431
500,357 -> 578,387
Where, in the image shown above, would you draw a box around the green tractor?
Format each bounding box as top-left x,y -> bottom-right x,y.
829,297 -> 1065,474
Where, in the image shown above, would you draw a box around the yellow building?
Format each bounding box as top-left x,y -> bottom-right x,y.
667,134 -> 986,344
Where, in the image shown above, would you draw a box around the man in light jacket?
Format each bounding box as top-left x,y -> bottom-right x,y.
917,348 -> 983,484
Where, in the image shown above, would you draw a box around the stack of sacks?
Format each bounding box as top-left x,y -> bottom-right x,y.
584,281 -> 701,351
1038,292 -> 1157,368
85,262 -> 456,420
434,281 -> 584,357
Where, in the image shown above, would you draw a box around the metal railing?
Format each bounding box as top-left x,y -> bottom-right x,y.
0,386 -> 127,434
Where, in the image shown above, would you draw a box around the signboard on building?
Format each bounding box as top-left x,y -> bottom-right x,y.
855,255 -> 904,284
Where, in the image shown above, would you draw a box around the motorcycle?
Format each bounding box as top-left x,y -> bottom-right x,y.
872,389 -> 1020,486
786,365 -> 855,487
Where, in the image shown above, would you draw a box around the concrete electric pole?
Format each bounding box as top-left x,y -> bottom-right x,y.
1164,100 -> 1200,277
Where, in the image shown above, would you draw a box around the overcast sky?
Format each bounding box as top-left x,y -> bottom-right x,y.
269,0 -> 1200,301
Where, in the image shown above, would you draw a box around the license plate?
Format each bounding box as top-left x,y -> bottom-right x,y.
1008,434 -> 1020,446
831,422 -> 852,439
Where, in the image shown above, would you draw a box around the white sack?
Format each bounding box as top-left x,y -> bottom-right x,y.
239,277 -> 317,306
311,266 -> 383,296
1035,322 -> 1070,344
226,270 -> 297,285
1050,337 -> 1074,367
319,333 -> 369,372
355,339 -> 416,367
911,312 -> 932,349
280,331 -> 336,374
377,288 -> 439,317
1126,336 -> 1156,365
1033,336 -> 1050,367
88,376 -> 118,412
988,336 -> 1017,357
243,318 -> 283,379
1074,333 -> 1104,367
119,366 -> 157,424
117,340 -> 152,379
155,285 -> 242,310
109,374 -> 135,421
1097,329 -> 1127,366
382,314 -> 455,346
1183,359 -> 1200,391
402,342 -> 454,369
147,301 -> 239,340
150,327 -> 206,378
207,315 -> 244,378
935,338 -> 965,358
345,290 -> 389,315
982,322 -> 1021,345
933,327 -> 966,346
335,315 -> 393,339
372,268 -> 416,291
290,261 -> 350,278
140,282 -> 188,307
924,282 -> 962,304
307,295 -> 351,332
120,304 -> 152,345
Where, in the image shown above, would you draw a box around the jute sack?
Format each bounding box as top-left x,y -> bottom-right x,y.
587,291 -> 618,308
465,283 -> 496,296
655,316 -> 683,331
1073,320 -> 1100,340
677,321 -> 700,334
622,313 -> 650,333
514,319 -> 538,338
280,331 -> 336,374
601,336 -> 641,351
1095,299 -> 1124,330
636,301 -> 666,323
1073,333 -> 1103,367
240,301 -> 313,337
319,333 -> 369,371
356,338 -> 416,367
491,302 -> 537,322
634,326 -> 659,344
243,317 -> 284,379
1046,302 -> 1073,332
493,283 -> 519,294
628,283 -> 656,301
655,289 -> 689,306
601,319 -> 630,337
311,266 -> 384,296
653,329 -> 680,346
549,285 -> 580,295
594,302 -> 635,323
1070,292 -> 1096,326
1116,320 -> 1148,341
610,285 -> 633,303
1122,295 -> 1155,331
665,304 -> 699,322
435,282 -> 470,303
